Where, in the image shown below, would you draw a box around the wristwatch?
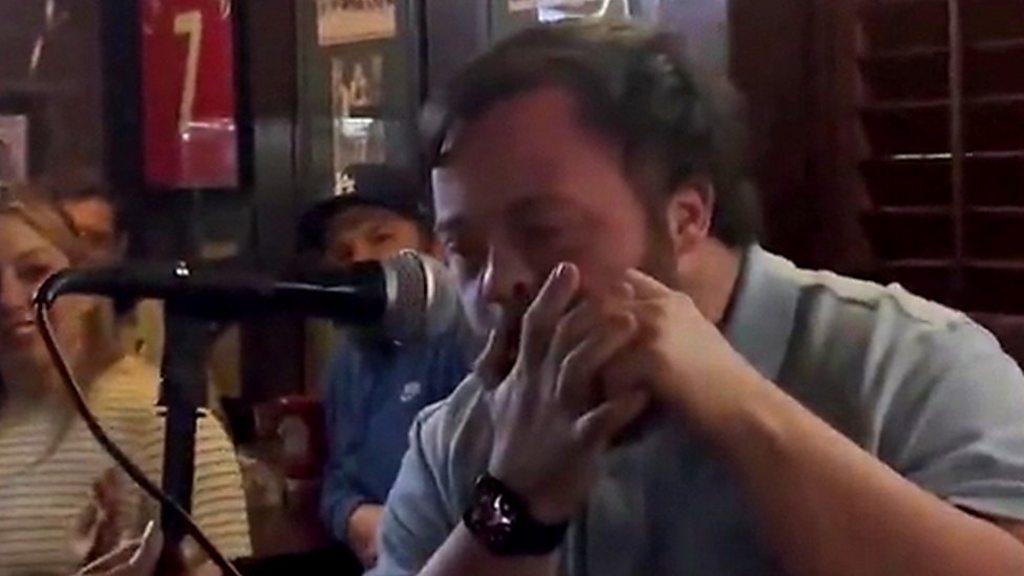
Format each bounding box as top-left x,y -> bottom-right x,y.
463,473 -> 570,556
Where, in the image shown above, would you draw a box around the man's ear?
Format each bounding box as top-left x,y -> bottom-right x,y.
664,177 -> 715,257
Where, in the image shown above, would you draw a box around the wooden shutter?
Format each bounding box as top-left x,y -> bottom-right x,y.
859,0 -> 1024,314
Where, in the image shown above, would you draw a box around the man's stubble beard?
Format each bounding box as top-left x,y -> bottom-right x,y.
637,207 -> 682,292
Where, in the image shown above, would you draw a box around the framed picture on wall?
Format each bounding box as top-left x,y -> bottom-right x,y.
317,0 -> 397,46
0,115 -> 29,184
509,0 -> 607,13
331,53 -> 384,117
509,0 -> 633,22
139,0 -> 240,189
331,53 -> 388,192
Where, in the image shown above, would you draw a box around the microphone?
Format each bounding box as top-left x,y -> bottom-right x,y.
35,250 -> 460,342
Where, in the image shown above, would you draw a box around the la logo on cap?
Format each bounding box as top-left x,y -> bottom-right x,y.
336,172 -> 358,197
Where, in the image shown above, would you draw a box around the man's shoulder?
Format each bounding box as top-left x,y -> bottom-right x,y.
761,252 -> 1021,452
775,254 -> 972,348
408,374 -> 493,492
413,374 -> 491,446
771,252 -> 1011,392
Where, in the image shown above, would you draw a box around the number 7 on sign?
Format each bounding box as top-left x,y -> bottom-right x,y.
174,10 -> 203,136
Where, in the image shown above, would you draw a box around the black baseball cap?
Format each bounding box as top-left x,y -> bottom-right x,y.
298,163 -> 432,253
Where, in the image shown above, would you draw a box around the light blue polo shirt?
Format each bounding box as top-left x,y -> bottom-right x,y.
370,245 -> 1024,576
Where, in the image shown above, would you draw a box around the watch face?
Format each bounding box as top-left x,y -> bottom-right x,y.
465,474 -> 569,556
466,479 -> 518,548
485,494 -> 515,530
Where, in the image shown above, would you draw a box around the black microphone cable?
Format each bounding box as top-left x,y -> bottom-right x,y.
34,299 -> 242,576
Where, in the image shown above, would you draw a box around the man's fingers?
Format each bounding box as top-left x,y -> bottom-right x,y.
574,389 -> 651,447
555,313 -> 638,411
624,269 -> 671,299
548,299 -> 602,368
599,280 -> 634,304
476,306 -> 521,390
520,263 -> 581,369
354,535 -> 380,569
548,281 -> 635,366
474,327 -> 507,390
361,545 -> 380,569
599,342 -> 654,400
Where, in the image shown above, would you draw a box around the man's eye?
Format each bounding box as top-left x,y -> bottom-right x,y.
444,240 -> 485,273
444,241 -> 471,261
529,225 -> 561,237
370,232 -> 396,245
519,223 -> 567,245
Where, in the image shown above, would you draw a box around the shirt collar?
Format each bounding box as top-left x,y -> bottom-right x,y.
723,244 -> 800,382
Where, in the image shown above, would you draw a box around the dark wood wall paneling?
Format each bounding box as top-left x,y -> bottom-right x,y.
294,0 -> 423,201
424,0 -> 490,95
101,0 -> 302,402
729,0 -> 872,273
237,0 -> 303,403
0,0 -> 104,184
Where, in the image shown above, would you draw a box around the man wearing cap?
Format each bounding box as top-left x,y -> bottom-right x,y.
301,164 -> 472,570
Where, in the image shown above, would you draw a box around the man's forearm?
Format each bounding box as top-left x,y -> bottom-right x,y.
679,370 -> 1024,576
321,466 -> 366,541
419,523 -> 558,576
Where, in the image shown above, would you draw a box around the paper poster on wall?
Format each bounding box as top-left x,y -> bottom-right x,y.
331,54 -> 388,192
509,0 -> 610,15
317,0 -> 397,46
0,115 -> 28,184
331,53 -> 385,117
333,118 -> 388,191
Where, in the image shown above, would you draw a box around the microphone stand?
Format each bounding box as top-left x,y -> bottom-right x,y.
157,302 -> 219,572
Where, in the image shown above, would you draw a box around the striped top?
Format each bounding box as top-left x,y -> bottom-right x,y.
0,355 -> 251,575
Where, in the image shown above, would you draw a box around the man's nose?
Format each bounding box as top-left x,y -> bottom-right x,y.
334,241 -> 374,268
347,241 -> 376,265
479,244 -> 537,311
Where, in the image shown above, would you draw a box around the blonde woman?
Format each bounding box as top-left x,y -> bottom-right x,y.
0,188 -> 251,574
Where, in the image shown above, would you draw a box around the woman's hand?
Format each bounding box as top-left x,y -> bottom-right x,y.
75,522 -> 223,576
73,469 -> 130,565
74,521 -> 162,576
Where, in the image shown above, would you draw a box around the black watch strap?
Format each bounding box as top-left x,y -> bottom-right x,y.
463,473 -> 569,556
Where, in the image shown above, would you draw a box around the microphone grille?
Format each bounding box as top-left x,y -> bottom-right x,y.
382,251 -> 459,342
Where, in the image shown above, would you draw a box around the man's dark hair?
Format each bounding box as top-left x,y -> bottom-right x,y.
422,20 -> 761,247
54,183 -> 123,235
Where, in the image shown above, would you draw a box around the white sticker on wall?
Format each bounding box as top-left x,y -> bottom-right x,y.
317,0 -> 396,46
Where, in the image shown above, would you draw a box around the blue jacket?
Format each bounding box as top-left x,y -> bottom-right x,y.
319,325 -> 471,544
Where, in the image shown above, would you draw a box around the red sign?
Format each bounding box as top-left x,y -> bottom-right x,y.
141,0 -> 239,189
